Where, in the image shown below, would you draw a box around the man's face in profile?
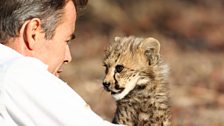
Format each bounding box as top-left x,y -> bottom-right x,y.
33,0 -> 76,77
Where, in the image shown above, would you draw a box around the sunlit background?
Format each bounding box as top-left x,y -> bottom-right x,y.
61,0 -> 224,125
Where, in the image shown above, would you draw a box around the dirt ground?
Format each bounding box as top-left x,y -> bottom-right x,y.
61,0 -> 224,125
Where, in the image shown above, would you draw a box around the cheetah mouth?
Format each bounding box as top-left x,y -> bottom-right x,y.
111,84 -> 125,95
111,89 -> 124,95
104,87 -> 124,95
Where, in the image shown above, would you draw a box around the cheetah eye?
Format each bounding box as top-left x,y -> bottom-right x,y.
115,65 -> 124,73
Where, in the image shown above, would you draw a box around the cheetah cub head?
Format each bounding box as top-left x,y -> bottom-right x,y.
103,36 -> 165,100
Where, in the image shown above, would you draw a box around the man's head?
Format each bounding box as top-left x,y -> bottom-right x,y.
0,0 -> 88,77
0,0 -> 88,42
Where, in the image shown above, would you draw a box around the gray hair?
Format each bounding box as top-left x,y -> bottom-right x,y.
0,0 -> 88,44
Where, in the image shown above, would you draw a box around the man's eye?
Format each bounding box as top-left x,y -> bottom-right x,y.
66,40 -> 72,45
115,65 -> 124,73
66,34 -> 76,44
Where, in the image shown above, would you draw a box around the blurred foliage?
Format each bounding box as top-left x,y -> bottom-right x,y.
61,0 -> 224,125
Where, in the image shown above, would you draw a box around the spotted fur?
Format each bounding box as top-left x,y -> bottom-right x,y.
103,36 -> 170,126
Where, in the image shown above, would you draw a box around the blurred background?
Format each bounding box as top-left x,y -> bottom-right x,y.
61,0 -> 224,125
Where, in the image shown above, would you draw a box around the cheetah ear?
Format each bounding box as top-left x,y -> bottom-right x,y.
140,37 -> 160,65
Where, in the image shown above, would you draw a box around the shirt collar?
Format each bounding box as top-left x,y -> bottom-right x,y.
0,43 -> 48,70
0,44 -> 23,64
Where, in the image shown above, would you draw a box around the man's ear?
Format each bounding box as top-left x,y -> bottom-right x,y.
139,37 -> 160,65
21,18 -> 42,50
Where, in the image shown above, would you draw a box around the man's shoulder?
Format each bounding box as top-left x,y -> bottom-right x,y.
1,56 -> 66,90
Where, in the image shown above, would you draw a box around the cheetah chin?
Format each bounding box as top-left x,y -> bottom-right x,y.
112,75 -> 139,100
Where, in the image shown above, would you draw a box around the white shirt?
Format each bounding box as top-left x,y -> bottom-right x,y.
0,44 -> 121,126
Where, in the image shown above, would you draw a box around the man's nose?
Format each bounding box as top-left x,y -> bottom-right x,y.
65,45 -> 72,63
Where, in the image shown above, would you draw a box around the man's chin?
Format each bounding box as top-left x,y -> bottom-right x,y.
54,72 -> 61,77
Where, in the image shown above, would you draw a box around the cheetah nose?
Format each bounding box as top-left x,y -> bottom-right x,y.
103,81 -> 110,88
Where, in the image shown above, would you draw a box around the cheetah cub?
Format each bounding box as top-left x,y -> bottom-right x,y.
103,36 -> 170,126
